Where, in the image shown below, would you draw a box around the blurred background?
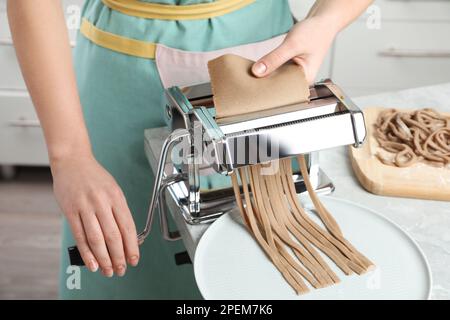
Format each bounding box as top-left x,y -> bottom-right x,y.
0,0 -> 449,299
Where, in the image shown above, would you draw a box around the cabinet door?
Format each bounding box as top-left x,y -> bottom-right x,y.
369,0 -> 450,21
0,0 -> 81,90
0,91 -> 48,165
0,1 -> 26,90
0,44 -> 28,90
0,0 -> 84,166
332,20 -> 450,97
0,0 -> 9,39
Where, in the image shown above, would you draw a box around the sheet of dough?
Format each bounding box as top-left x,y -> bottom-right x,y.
208,54 -> 310,119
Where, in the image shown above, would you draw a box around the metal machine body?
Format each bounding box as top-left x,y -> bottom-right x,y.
138,79 -> 367,242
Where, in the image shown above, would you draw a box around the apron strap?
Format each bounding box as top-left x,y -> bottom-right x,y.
101,0 -> 256,20
80,19 -> 157,59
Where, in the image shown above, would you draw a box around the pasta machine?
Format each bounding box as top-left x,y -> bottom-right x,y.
139,79 -> 366,241
68,79 -> 366,265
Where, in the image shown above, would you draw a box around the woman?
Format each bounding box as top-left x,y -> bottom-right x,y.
7,0 -> 373,299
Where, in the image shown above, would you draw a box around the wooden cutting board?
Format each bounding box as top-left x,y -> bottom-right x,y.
349,107 -> 450,201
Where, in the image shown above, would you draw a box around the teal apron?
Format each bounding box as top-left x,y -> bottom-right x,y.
59,0 -> 293,299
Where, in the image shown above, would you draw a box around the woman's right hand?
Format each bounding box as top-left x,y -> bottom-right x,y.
51,154 -> 140,277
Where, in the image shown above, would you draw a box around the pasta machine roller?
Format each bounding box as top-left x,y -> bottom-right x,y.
68,79 -> 366,265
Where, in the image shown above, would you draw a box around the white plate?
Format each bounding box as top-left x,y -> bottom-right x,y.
194,196 -> 432,300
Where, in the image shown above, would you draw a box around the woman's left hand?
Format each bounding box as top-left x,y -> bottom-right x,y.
252,16 -> 338,84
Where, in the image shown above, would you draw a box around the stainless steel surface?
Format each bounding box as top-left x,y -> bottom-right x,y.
138,129 -> 190,243
168,80 -> 367,173
140,80 -> 366,241
320,80 -> 367,148
158,173 -> 185,241
144,127 -> 335,223
216,97 -> 339,134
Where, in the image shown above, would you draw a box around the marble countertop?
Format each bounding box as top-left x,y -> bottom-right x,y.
144,82 -> 450,300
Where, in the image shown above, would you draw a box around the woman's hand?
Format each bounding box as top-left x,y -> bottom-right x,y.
51,154 -> 140,277
252,16 -> 338,84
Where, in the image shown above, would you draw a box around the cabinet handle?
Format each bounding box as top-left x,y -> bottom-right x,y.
8,118 -> 41,128
0,38 -> 75,47
0,38 -> 13,46
379,47 -> 450,58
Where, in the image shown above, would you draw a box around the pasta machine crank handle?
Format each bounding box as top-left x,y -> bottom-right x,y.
158,173 -> 186,241
138,129 -> 191,243
68,129 -> 190,266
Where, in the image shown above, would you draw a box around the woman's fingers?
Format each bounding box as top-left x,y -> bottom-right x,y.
252,41 -> 295,77
80,211 -> 114,277
112,197 -> 140,267
52,156 -> 139,278
68,213 -> 99,272
70,200 -> 137,277
96,207 -> 127,277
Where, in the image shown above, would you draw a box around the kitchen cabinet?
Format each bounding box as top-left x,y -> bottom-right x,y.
290,0 -> 450,97
0,0 -> 83,177
0,91 -> 48,166
0,39 -> 27,91
333,20 -> 450,96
